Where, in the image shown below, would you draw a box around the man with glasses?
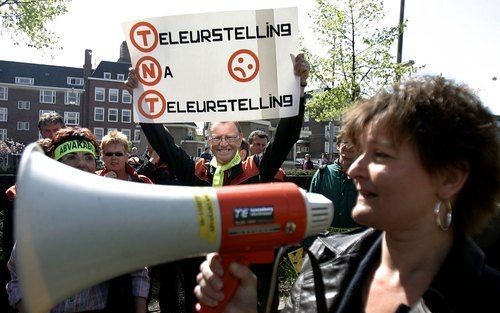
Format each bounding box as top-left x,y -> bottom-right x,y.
126,53 -> 310,312
126,53 -> 309,188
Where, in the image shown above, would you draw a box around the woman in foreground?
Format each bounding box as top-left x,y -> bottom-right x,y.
195,76 -> 500,312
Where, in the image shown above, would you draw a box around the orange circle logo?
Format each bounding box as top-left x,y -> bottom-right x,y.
137,90 -> 166,119
227,49 -> 260,82
135,56 -> 162,86
130,21 -> 158,53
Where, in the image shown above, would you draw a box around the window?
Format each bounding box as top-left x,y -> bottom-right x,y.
0,129 -> 6,141
122,109 -> 131,123
117,74 -> 125,81
109,89 -> 119,102
17,121 -> 29,131
39,109 -> 54,117
324,142 -> 330,154
94,107 -> 104,121
67,77 -> 84,86
94,127 -> 104,140
104,72 -> 111,79
108,108 -> 118,122
122,90 -> 132,104
133,129 -> 141,142
95,87 -> 105,101
0,87 -> 8,100
65,91 -> 80,105
0,108 -> 7,122
15,77 -> 34,85
64,112 -> 80,125
121,129 -> 131,140
40,90 -> 56,104
18,101 -> 30,110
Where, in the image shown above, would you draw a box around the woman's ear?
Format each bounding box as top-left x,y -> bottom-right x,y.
437,162 -> 470,199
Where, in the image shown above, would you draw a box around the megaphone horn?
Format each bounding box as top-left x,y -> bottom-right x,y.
15,143 -> 333,313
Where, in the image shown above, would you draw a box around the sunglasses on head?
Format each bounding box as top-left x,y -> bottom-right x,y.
104,152 -> 125,157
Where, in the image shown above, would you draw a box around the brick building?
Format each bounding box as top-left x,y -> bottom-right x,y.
0,61 -> 84,143
0,45 -> 205,157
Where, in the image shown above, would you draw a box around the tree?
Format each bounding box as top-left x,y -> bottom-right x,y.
0,0 -> 70,49
304,0 -> 419,120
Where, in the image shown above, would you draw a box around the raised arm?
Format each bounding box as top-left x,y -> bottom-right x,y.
125,70 -> 207,186
260,54 -> 310,182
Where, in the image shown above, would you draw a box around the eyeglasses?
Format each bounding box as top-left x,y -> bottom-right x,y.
104,152 -> 125,157
209,135 -> 239,144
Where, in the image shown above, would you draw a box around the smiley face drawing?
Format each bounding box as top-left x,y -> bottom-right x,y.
227,49 -> 260,82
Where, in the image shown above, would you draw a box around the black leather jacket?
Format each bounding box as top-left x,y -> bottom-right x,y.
284,228 -> 500,313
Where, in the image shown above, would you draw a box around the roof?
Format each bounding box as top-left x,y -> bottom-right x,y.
91,61 -> 131,79
0,60 -> 84,88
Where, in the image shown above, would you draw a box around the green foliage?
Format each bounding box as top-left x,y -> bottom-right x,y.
0,0 -> 70,49
285,169 -> 316,176
278,254 -> 299,300
305,0 -> 421,121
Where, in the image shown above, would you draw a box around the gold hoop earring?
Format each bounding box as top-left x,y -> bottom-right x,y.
434,199 -> 452,231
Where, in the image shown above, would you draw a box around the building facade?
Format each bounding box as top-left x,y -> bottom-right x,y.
0,48 -> 205,157
0,60 -> 84,143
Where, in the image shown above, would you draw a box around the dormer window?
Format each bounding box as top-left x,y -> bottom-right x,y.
15,77 -> 34,85
67,77 -> 84,86
104,72 -> 112,79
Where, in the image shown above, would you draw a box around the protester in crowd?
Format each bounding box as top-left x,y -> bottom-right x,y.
128,146 -> 143,169
240,139 -> 250,161
97,130 -> 152,184
309,133 -> 362,233
194,76 -> 500,312
38,112 -> 65,139
248,130 -> 269,156
126,53 -> 310,312
199,146 -> 212,162
301,153 -> 314,170
6,127 -> 150,313
319,152 -> 331,168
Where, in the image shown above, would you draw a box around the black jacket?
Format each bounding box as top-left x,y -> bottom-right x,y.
284,229 -> 500,313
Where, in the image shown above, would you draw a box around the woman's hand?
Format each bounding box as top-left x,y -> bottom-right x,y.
194,253 -> 258,313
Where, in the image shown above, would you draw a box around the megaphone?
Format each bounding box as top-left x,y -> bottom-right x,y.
14,143 -> 333,313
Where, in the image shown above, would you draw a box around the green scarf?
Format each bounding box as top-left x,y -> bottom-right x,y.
210,152 -> 241,187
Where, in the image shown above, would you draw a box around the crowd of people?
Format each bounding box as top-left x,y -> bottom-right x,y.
2,53 -> 500,313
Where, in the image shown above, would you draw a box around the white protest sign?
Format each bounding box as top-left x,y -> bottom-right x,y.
122,8 -> 300,123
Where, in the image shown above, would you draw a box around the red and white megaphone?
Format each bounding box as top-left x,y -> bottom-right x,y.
14,143 -> 333,313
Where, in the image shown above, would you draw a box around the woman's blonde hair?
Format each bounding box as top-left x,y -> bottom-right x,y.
101,130 -> 129,152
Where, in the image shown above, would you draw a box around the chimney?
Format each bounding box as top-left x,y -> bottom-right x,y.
118,41 -> 131,63
83,49 -> 92,81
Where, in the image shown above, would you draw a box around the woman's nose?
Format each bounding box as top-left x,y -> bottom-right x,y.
347,153 -> 366,178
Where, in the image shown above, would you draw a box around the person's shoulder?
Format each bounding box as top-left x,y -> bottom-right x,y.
315,228 -> 379,256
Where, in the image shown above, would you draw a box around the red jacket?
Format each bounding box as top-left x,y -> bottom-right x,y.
97,163 -> 153,184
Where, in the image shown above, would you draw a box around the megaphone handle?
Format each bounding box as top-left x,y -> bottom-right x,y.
199,254 -> 249,313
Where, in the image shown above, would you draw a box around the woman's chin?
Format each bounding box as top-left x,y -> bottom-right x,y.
351,204 -> 373,226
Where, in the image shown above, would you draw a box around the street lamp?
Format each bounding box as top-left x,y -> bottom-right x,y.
396,0 -> 406,64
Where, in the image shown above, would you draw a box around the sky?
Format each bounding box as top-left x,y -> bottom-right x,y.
1,0 -> 499,115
